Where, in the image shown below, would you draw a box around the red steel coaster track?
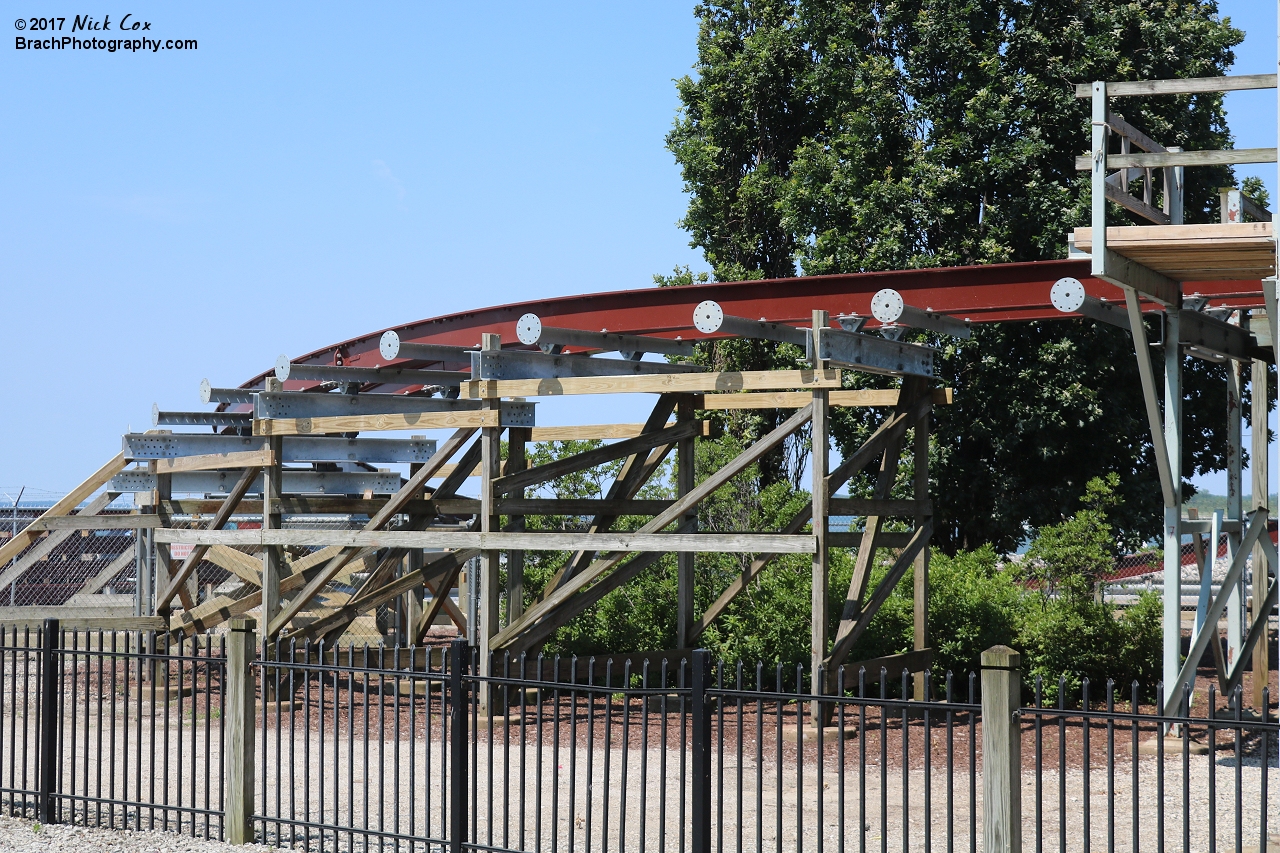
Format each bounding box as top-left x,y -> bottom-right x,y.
245,259 -> 1264,393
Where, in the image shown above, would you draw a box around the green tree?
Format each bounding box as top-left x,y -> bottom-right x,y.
666,0 -> 1253,551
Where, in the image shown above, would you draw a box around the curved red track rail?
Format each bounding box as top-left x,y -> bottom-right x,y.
245,259 -> 1265,394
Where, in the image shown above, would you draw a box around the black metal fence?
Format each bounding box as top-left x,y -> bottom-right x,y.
1,622 -> 1276,853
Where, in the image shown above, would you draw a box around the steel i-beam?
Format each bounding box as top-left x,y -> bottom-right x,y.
275,356 -> 469,387
869,289 -> 972,338
379,331 -> 477,364
514,313 -> 696,357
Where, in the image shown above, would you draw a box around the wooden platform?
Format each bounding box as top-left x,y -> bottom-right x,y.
1073,223 -> 1275,281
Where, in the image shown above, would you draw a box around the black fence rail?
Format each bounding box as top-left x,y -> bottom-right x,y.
0,620 -> 1276,853
0,622 -> 226,837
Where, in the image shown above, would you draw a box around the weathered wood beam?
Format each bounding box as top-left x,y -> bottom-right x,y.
0,610 -> 164,632
827,522 -> 933,669
0,452 -> 126,567
537,395 -> 679,599
1074,74 -> 1277,98
415,561 -> 466,641
491,404 -> 814,651
151,449 -> 275,474
1074,148 -> 1278,170
832,648 -> 935,688
77,549 -> 136,596
157,528 -> 816,553
828,498 -> 933,517
493,419 -> 702,496
28,514 -> 160,531
0,490 -> 118,590
155,465 -> 261,610
465,368 -> 840,399
255,409 -> 500,436
267,427 -> 477,636
693,388 -> 952,410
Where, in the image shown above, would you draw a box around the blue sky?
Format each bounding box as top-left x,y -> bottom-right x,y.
0,1 -> 1275,501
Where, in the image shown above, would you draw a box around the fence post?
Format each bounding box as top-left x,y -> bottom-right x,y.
225,617 -> 256,845
449,639 -> 468,853
690,649 -> 712,853
982,646 -> 1022,853
38,617 -> 60,825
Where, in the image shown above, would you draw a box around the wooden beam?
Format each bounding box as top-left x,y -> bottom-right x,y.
834,648 -> 935,687
508,523 -> 695,655
491,405 -> 814,651
694,388 -> 952,410
29,515 -> 161,531
415,562 -> 466,640
464,368 -> 841,399
1105,113 -> 1166,154
155,465 -> 261,610
538,396 -> 679,600
0,452 -> 127,567
267,427 -> 478,636
828,498 -> 933,517
493,498 -> 674,516
154,528 -> 818,553
827,522 -> 933,669
300,549 -> 476,642
1074,74 -> 1277,98
77,549 -> 136,596
206,545 -> 264,586
0,490 -> 118,590
1075,148 -> 1277,171
255,409 -> 500,436
151,448 -> 275,474
0,610 -> 164,632
529,422 -> 712,441
161,496 -> 475,516
493,419 -> 702,495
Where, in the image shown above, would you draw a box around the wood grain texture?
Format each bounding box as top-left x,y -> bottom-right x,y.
151,448 -> 275,474
30,514 -> 160,530
464,368 -> 840,398
1074,74 -> 1276,98
1074,223 -> 1275,281
0,452 -> 126,566
255,410 -> 499,435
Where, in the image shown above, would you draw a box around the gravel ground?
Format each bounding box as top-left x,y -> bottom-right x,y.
0,813 -> 276,852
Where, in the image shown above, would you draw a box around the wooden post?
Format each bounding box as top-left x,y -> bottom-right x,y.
478,333 -> 502,716
913,398 -> 931,701
225,617 -> 256,845
1251,357 -> 1270,710
403,458 -> 426,644
981,645 -> 1022,853
153,472 -> 172,683
810,310 -> 830,723
507,426 -> 529,623
261,430 -> 284,651
677,395 -> 697,647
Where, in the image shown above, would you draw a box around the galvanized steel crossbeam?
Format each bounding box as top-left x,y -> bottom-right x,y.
124,433 -> 439,464
111,469 -> 404,495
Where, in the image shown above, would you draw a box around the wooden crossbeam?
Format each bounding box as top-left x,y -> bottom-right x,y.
0,453 -> 126,568
301,549 -> 476,642
155,528 -> 817,552
510,521 -> 696,655
491,404 -> 814,651
538,395 -> 679,600
415,562 -> 467,641
28,515 -> 160,531
256,410 -> 499,436
493,419 -> 701,496
465,368 -> 840,399
826,521 -> 933,669
152,448 -> 275,474
267,428 -> 477,636
76,549 -> 137,597
0,489 -> 118,590
156,465 -> 260,610
695,388 -> 952,410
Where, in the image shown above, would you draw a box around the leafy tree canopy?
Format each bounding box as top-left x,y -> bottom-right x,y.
665,0 -> 1260,552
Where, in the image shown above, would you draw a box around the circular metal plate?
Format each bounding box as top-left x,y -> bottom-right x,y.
274,354 -> 291,381
516,313 -> 542,346
199,378 -> 212,404
692,300 -> 724,334
1050,277 -> 1086,313
870,289 -> 905,324
379,330 -> 400,360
